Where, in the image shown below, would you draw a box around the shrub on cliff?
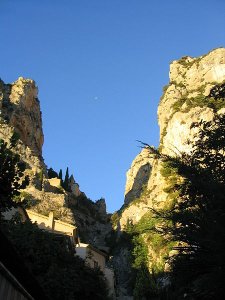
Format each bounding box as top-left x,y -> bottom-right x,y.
0,137 -> 29,214
155,113 -> 225,299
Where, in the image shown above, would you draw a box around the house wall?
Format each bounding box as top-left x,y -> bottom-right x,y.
75,246 -> 87,260
86,248 -> 106,271
48,178 -> 61,188
75,243 -> 106,272
26,210 -> 76,240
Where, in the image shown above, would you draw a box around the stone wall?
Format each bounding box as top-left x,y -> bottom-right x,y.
26,210 -> 77,241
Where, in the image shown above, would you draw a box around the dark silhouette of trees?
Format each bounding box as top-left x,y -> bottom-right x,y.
152,114 -> 225,299
62,167 -> 71,192
47,167 -> 58,179
2,220 -> 110,300
58,168 -> 62,180
0,136 -> 110,299
0,137 -> 29,214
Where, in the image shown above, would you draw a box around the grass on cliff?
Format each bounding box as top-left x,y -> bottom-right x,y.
172,82 -> 225,114
159,82 -> 225,151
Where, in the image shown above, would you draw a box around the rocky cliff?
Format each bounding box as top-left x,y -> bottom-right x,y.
120,48 -> 225,228
0,76 -> 111,251
2,48 -> 225,299
113,48 -> 225,298
0,77 -> 44,171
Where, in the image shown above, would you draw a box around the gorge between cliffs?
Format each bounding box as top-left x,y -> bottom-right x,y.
1,47 -> 225,300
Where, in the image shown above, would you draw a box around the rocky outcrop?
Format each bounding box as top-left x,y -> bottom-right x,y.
159,47 -> 225,156
0,77 -> 44,172
124,148 -> 153,205
113,48 -> 225,297
0,76 -> 112,253
119,48 -> 225,229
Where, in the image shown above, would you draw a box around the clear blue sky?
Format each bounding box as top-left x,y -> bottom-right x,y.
1,0 -> 225,213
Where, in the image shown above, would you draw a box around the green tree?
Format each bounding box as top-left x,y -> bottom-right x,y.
47,167 -> 58,179
58,168 -> 63,180
2,220 -> 110,300
133,265 -> 158,300
0,138 -> 29,214
154,114 -> 225,299
63,167 -> 71,191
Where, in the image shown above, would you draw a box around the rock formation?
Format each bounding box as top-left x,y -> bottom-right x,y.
2,48 -> 225,299
120,47 -> 225,228
0,76 -> 111,251
113,48 -> 225,298
0,77 -> 44,172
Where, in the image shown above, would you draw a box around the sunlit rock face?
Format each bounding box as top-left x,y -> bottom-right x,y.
158,47 -> 225,156
0,77 -> 44,171
0,77 -> 111,249
113,48 -> 225,297
120,47 -> 225,229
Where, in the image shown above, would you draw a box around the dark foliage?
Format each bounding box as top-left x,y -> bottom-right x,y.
155,114 -> 225,299
62,167 -> 71,192
0,136 -> 109,299
58,169 -> 63,180
47,167 -> 58,179
0,138 -> 29,213
2,220 -> 110,300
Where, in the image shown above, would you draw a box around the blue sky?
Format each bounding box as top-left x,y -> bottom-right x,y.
1,0 -> 225,213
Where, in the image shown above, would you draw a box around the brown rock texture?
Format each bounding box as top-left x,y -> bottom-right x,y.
0,77 -> 111,251
0,77 -> 44,172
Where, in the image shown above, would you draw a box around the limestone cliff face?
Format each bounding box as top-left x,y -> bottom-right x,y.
0,77 -> 111,251
119,48 -> 225,231
0,77 -> 44,171
124,148 -> 153,205
113,49 -> 225,296
158,47 -> 225,156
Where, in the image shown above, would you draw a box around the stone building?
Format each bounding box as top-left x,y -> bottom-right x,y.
75,243 -> 116,299
26,209 -> 77,244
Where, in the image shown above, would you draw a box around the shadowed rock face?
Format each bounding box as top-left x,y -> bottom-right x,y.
124,162 -> 151,205
124,148 -> 154,205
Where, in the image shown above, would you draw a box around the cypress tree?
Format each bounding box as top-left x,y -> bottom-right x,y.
58,169 -> 62,180
64,167 -> 69,191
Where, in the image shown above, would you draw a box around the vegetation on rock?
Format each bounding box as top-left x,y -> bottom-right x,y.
0,137 -> 110,299
0,137 -> 29,214
159,81 -> 225,150
149,113 -> 225,299
117,113 -> 225,299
